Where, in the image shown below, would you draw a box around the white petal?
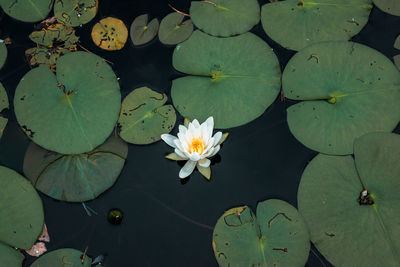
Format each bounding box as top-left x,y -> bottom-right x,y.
179,160 -> 196,178
217,132 -> 229,146
200,123 -> 210,144
189,152 -> 201,162
202,137 -> 215,154
205,116 -> 214,130
178,125 -> 187,134
177,132 -> 189,150
210,145 -> 220,157
174,139 -> 187,153
174,148 -> 188,159
212,131 -> 222,147
161,134 -> 178,148
198,158 -> 211,167
192,119 -> 200,128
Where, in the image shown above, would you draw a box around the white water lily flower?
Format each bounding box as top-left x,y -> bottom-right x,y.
161,116 -> 228,180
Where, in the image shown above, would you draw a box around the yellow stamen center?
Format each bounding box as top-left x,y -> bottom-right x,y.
189,137 -> 205,154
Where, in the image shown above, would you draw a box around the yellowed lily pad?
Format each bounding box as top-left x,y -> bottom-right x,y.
92,17 -> 128,51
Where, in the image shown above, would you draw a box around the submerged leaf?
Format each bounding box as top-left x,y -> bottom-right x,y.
158,13 -> 193,45
190,0 -> 260,37
31,248 -> 92,266
213,200 -> 310,266
92,17 -> 128,51
29,23 -> 79,48
0,242 -> 24,267
0,166 -> 44,250
298,132 -> 400,266
261,0 -> 372,51
0,0 -> 53,22
284,41 -> 400,155
25,47 -> 72,72
54,0 -> 98,27
171,30 -> 281,129
118,87 -> 176,144
23,135 -> 128,202
373,0 -> 400,16
0,42 -> 6,69
130,14 -> 159,46
14,52 -> 121,154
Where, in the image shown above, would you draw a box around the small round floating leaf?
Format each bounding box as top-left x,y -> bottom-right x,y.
92,17 -> 128,51
213,199 -> 309,266
118,87 -> 176,144
31,248 -> 92,267
0,82 -> 9,140
14,51 -> 121,154
54,0 -> 98,27
298,134 -> 400,267
171,30 -> 281,129
0,0 -> 52,22
107,208 -> 123,225
23,135 -> 128,202
0,42 -> 6,69
190,0 -> 260,37
284,41 -> 400,155
373,0 -> 400,16
158,13 -> 193,45
261,0 -> 372,51
0,166 -> 44,250
0,242 -> 24,267
130,14 -> 159,46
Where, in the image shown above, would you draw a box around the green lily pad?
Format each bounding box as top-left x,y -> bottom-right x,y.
23,135 -> 128,202
0,0 -> 52,22
373,0 -> 400,16
284,41 -> 400,155
0,166 -> 44,250
54,0 -> 98,27
171,30 -> 281,129
29,23 -> 79,48
213,199 -> 310,266
0,242 -> 24,267
158,13 -> 193,45
118,87 -> 176,144
261,0 -> 372,51
32,248 -> 92,267
394,35 -> 400,70
130,14 -> 159,46
0,82 -> 9,140
298,132 -> 400,266
14,51 -> 121,154
190,0 -> 260,37
0,42 -> 6,69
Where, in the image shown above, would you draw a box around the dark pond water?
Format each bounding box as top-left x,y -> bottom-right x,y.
0,0 -> 399,266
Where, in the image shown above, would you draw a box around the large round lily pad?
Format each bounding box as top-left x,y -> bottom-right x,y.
118,87 -> 176,144
284,41 -> 400,155
0,82 -> 9,140
23,135 -> 128,202
14,51 -> 121,154
171,30 -> 281,129
298,132 -> 400,266
213,199 -> 310,266
0,42 -> 6,69
373,0 -> 400,16
130,14 -> 159,46
190,0 -> 260,37
0,166 -> 44,250
0,0 -> 52,22
54,0 -> 98,27
261,0 -> 372,51
0,242 -> 24,267
91,17 -> 128,51
32,248 -> 92,267
158,13 -> 193,45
